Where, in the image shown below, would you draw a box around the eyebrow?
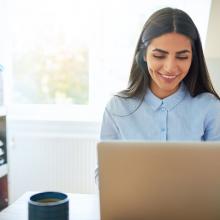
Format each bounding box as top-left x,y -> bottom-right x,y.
152,48 -> 191,54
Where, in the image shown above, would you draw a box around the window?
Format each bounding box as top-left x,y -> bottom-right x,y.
3,0 -> 212,121
11,0 -> 89,105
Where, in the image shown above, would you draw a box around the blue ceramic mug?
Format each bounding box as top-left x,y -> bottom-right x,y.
28,192 -> 69,220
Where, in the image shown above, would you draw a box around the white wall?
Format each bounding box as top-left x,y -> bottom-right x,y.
7,120 -> 101,203
205,0 -> 220,94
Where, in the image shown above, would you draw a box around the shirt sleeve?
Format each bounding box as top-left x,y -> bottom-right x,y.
100,107 -> 119,140
203,99 -> 220,141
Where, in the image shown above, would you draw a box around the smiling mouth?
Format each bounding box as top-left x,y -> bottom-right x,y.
158,72 -> 179,79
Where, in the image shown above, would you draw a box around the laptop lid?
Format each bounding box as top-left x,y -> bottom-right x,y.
98,141 -> 220,220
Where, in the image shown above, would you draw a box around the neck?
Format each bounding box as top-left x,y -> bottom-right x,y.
150,84 -> 180,99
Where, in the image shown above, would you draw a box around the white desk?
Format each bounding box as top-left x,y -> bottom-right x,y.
0,192 -> 100,220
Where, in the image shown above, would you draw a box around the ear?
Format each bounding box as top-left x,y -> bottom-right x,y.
142,47 -> 148,63
143,54 -> 147,62
135,49 -> 148,73
135,50 -> 143,66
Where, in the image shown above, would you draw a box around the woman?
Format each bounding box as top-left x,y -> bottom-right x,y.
100,7 -> 220,141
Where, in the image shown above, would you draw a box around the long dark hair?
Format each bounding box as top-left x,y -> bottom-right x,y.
117,7 -> 220,101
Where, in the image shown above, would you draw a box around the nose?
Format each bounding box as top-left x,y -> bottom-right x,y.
164,57 -> 178,74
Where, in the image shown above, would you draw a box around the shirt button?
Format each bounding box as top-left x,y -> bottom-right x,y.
161,128 -> 166,132
161,107 -> 166,111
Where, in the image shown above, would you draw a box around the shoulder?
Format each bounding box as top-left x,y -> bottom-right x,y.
182,91 -> 220,115
105,95 -> 141,116
189,92 -> 220,115
194,92 -> 220,106
197,93 -> 220,140
184,91 -> 219,105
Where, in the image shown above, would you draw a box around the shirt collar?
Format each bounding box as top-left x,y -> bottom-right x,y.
144,83 -> 187,111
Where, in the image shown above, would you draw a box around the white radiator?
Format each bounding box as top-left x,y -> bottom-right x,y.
8,133 -> 99,203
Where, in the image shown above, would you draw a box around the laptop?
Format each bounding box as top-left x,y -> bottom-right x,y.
97,141 -> 220,220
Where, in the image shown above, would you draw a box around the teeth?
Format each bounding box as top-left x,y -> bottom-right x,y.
160,75 -> 177,79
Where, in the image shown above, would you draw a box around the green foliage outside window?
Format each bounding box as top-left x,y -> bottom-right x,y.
13,45 -> 88,104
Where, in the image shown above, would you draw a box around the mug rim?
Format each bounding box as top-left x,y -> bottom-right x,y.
29,191 -> 69,207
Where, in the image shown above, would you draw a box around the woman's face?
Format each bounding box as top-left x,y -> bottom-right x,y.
145,32 -> 192,99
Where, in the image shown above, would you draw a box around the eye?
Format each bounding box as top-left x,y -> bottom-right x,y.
152,55 -> 165,59
176,56 -> 189,60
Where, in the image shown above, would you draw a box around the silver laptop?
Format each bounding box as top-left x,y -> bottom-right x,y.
97,141 -> 220,220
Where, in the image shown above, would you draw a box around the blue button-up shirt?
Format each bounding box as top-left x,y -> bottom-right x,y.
100,83 -> 220,141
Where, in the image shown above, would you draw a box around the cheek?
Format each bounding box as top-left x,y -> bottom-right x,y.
180,61 -> 192,75
146,57 -> 162,73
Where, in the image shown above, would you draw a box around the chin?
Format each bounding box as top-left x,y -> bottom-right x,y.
159,83 -> 180,94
